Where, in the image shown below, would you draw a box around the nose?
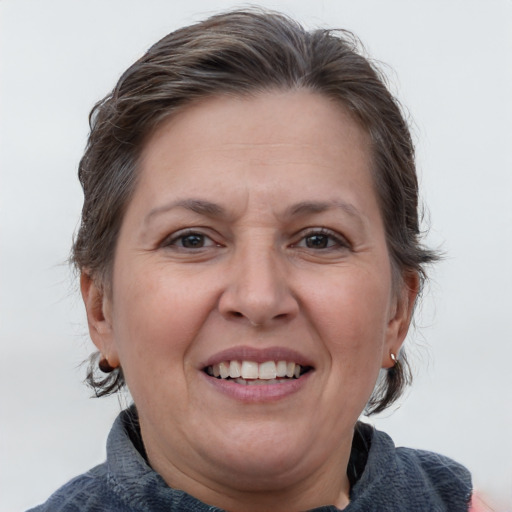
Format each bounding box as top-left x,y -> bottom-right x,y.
218,242 -> 299,327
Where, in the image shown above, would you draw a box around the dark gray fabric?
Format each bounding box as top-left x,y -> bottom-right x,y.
28,408 -> 472,511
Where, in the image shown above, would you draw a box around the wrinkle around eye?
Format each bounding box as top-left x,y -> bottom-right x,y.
159,228 -> 224,253
286,228 -> 356,264
291,228 -> 352,250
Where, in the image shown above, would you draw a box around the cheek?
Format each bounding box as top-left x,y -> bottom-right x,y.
308,270 -> 391,364
110,266 -> 215,385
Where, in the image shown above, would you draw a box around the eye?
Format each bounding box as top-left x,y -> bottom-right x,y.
163,230 -> 217,249
294,228 -> 350,251
304,233 -> 333,249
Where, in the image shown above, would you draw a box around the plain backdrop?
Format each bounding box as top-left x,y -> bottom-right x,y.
1,1 -> 511,510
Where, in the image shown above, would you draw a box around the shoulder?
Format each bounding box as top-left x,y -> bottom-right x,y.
26,463 -> 129,512
395,446 -> 472,501
26,407 -> 202,512
350,424 -> 472,511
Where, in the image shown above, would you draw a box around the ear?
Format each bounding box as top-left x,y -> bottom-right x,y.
382,270 -> 420,369
80,272 -> 120,368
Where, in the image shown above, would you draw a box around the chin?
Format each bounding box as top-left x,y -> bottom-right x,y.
197,419 -> 323,485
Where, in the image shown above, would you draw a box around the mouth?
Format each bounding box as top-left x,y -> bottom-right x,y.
204,360 -> 313,385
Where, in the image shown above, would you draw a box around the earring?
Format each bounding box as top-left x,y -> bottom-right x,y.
390,352 -> 398,366
99,355 -> 115,373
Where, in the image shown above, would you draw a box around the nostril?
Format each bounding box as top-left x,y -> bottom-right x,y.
227,310 -> 291,326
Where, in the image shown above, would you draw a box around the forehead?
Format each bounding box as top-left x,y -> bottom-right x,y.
145,90 -> 369,148
137,90 -> 374,198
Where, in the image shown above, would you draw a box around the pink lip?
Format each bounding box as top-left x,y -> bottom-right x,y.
201,369 -> 313,402
200,345 -> 314,369
199,346 -> 315,403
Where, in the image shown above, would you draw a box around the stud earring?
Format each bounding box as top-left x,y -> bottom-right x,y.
99,355 -> 115,373
390,353 -> 398,366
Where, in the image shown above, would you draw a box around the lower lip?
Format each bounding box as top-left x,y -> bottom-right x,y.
201,371 -> 313,402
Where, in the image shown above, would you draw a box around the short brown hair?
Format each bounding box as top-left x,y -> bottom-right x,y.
74,8 -> 438,413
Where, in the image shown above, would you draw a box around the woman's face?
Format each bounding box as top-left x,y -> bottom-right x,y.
85,90 -> 416,502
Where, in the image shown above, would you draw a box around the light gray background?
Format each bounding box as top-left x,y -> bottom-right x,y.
1,1 -> 511,511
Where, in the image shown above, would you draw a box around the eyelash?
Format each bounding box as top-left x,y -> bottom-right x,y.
293,228 -> 351,251
161,229 -> 218,250
160,227 -> 350,252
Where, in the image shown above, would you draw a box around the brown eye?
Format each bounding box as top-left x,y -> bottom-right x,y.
163,230 -> 217,250
180,233 -> 207,248
293,229 -> 350,252
305,234 -> 331,249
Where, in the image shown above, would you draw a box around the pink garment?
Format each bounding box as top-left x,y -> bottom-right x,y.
469,493 -> 495,512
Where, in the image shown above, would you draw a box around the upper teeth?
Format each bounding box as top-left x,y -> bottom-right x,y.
208,360 -> 302,380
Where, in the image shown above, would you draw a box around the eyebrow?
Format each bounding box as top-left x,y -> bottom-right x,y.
285,200 -> 366,222
145,198 -> 227,225
145,198 -> 366,227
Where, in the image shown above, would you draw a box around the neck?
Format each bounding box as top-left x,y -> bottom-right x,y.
142,423 -> 353,511
179,475 -> 351,512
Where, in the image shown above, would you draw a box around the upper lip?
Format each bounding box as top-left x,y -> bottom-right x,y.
200,346 -> 315,369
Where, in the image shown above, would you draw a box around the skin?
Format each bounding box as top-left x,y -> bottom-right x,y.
82,90 -> 418,511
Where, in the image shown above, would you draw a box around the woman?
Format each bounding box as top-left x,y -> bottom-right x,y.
29,8 -> 475,511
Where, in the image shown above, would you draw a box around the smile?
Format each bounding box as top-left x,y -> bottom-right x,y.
204,360 -> 312,384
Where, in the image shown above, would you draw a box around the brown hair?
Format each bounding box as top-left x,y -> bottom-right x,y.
73,8 -> 438,413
